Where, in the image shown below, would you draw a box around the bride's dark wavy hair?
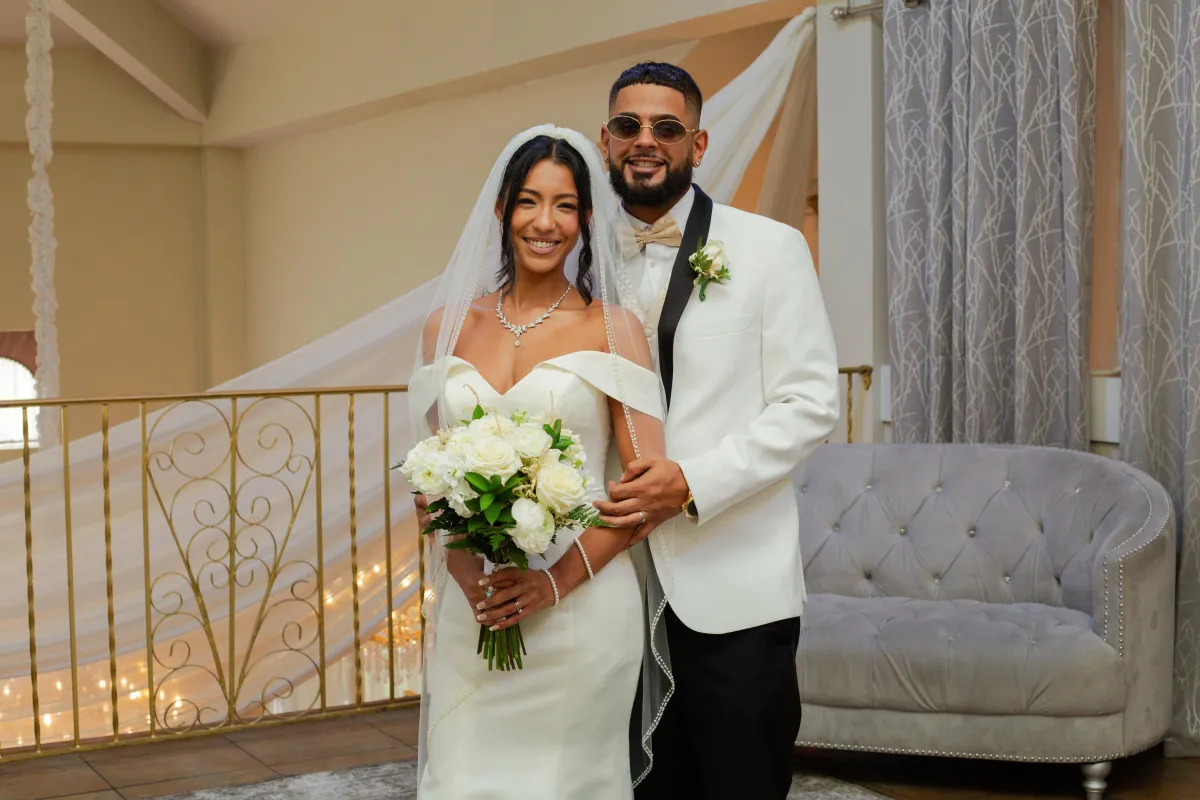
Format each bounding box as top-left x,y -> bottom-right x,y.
496,135 -> 595,304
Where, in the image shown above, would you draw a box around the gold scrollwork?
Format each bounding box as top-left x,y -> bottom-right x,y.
144,396 -> 322,731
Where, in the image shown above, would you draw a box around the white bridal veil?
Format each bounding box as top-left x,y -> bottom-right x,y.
406,124 -> 677,786
0,7 -> 814,759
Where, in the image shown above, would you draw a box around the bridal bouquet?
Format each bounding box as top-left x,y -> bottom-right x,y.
394,403 -> 607,671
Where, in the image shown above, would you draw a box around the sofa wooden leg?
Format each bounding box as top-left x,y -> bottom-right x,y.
1081,761 -> 1111,799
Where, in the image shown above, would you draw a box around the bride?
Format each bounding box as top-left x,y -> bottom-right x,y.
409,125 -> 674,798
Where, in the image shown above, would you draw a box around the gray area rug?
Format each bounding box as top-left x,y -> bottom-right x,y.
160,759 -> 886,799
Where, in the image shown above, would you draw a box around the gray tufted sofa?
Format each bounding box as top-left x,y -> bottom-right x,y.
792,444 -> 1176,799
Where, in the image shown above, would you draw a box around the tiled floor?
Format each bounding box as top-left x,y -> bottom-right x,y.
0,706 -> 1193,799
0,707 -> 417,800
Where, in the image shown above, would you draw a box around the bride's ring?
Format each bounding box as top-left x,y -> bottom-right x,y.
485,585 -> 496,599
514,599 -> 522,613
637,511 -> 648,526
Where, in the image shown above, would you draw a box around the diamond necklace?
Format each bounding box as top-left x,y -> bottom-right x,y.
495,285 -> 572,347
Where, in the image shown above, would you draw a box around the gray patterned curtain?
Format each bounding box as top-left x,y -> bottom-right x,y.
1119,0 -> 1200,758
883,0 -> 1095,447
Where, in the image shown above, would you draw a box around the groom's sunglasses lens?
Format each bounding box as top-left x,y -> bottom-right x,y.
605,116 -> 689,145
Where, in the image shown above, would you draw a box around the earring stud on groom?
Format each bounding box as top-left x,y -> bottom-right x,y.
593,62 -> 840,799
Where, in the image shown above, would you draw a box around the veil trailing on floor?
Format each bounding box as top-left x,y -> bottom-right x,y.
0,9 -> 815,750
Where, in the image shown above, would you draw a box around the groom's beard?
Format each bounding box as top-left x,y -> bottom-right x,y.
608,158 -> 693,209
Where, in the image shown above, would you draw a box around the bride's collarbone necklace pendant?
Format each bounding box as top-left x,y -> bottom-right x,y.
496,285 -> 572,347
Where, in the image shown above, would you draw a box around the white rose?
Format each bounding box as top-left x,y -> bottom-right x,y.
409,436 -> 441,458
536,460 -> 589,515
462,435 -> 523,481
409,450 -> 454,497
510,498 -> 555,555
468,414 -> 517,437
700,240 -> 727,269
511,423 -> 553,459
448,424 -> 476,442
398,437 -> 439,477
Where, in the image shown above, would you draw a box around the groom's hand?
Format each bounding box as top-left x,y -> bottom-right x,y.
593,456 -> 690,546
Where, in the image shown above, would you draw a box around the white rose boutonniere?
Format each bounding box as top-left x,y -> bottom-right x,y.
688,238 -> 731,301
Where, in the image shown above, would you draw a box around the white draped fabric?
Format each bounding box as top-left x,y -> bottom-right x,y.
0,10 -> 815,745
25,0 -> 60,446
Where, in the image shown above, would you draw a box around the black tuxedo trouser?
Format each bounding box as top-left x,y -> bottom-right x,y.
633,603 -> 802,799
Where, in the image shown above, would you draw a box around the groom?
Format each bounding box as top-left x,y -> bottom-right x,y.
594,62 -> 840,798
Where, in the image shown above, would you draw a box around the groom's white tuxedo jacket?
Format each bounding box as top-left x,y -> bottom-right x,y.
627,186 -> 839,636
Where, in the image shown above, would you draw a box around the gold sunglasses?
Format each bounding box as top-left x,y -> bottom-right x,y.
605,115 -> 698,145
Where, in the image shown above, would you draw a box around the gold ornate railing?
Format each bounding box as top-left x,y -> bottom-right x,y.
838,365 -> 874,443
0,368 -> 873,763
0,386 -> 421,762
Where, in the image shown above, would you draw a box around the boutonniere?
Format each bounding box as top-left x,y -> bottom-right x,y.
688,239 -> 731,301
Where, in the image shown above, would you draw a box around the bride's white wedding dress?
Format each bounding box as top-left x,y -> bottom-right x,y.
417,351 -> 662,799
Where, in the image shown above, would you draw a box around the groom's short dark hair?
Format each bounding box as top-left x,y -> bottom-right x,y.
609,62 -> 703,117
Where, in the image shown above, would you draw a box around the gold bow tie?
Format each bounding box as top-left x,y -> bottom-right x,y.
633,215 -> 683,250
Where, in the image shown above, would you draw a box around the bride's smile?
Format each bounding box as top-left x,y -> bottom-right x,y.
523,237 -> 561,255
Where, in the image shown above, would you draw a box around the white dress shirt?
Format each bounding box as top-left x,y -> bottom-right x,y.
623,187 -> 696,313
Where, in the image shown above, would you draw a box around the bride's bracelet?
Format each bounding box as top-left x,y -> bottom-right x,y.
573,538 -> 595,580
541,569 -> 560,606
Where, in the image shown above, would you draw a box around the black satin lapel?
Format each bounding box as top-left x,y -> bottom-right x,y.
657,185 -> 713,405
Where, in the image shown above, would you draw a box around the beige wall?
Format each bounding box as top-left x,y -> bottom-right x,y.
242,45 -> 692,367
0,11 -> 811,425
242,20 -> 811,367
0,46 -> 243,438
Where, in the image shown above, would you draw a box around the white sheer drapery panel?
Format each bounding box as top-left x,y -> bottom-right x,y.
694,8 -> 816,207
24,0 -> 59,446
756,10 -> 818,232
0,12 -> 816,739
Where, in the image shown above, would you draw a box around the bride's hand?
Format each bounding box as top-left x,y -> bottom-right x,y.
474,569 -> 558,631
446,549 -> 489,615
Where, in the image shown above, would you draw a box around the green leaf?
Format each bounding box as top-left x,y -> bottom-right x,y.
479,493 -> 494,512
490,474 -> 504,491
472,405 -> 485,420
503,473 -> 525,491
496,508 -> 516,525
465,472 -> 492,493
466,498 -> 481,513
468,517 -> 485,533
484,503 -> 502,525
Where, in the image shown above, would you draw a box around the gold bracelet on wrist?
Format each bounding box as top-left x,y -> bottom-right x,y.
682,492 -> 699,522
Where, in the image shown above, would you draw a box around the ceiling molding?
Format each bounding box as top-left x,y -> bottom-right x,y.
52,0 -> 208,123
